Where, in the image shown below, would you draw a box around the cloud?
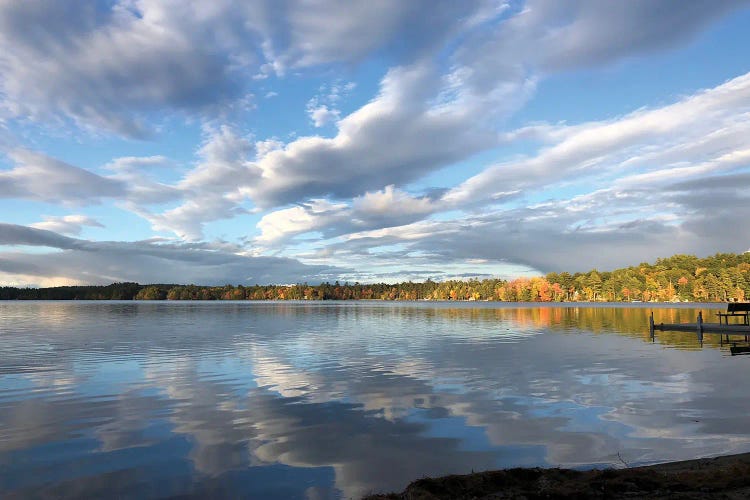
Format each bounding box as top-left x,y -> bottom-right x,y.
0,0 -> 742,140
0,223 -> 344,285
104,156 -> 181,205
445,71 -> 750,207
31,215 -> 104,236
307,105 -> 340,128
386,72 -> 750,274
0,0 -> 260,136
456,0 -> 750,91
328,175 -> 750,274
257,0 -> 496,71
0,149 -> 180,218
0,222 -> 80,249
305,80 -> 357,127
0,1 -> 495,136
198,2 -> 748,214
240,61 -> 519,209
254,138 -> 284,159
0,149 -> 126,204
138,126 -> 258,240
353,184 -> 435,221
297,70 -> 750,273
255,186 -> 437,246
256,199 -> 349,245
0,2 -> 518,217
664,172 -> 750,246
146,56 -> 519,238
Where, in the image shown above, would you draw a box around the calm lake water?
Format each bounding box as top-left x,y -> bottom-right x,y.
1,301 -> 749,498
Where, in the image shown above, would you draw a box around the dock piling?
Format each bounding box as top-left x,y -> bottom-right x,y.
649,312 -> 655,341
697,311 -> 703,343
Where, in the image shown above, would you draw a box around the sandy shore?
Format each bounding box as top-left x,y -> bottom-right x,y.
365,453 -> 750,499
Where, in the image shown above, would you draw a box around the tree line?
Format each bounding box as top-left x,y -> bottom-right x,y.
2,252 -> 749,302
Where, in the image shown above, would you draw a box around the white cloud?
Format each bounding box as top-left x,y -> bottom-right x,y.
305,80 -> 358,127
105,156 -> 170,173
307,105 -> 340,128
140,126 -> 258,240
353,185 -> 434,219
444,71 -> 750,206
31,215 -> 104,236
255,138 -> 284,159
255,186 -> 437,247
256,199 -> 348,245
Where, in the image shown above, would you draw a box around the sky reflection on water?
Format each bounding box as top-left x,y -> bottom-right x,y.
1,301 -> 749,499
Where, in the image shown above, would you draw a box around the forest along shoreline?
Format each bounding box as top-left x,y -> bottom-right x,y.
2,252 -> 749,302
365,452 -> 750,499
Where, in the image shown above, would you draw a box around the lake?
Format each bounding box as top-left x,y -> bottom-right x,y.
1,301 -> 749,499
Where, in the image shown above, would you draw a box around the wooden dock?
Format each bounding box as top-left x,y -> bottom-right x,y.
649,311 -> 750,343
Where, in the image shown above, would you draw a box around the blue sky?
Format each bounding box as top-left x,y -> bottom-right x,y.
1,0 -> 750,286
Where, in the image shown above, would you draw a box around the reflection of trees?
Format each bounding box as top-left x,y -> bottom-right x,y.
478,305 -> 724,350
366,304 -> 723,350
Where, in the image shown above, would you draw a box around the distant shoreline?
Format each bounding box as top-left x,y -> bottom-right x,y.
0,297 -> 731,306
366,452 -> 750,499
3,252 -> 750,302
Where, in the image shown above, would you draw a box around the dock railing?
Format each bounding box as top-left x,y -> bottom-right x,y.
716,302 -> 750,325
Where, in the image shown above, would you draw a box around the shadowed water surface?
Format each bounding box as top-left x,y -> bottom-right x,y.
1,301 -> 749,498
